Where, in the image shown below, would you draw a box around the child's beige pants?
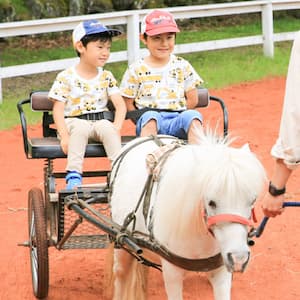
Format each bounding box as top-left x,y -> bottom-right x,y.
64,118 -> 121,173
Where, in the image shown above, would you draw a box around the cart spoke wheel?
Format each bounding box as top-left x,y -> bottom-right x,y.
28,187 -> 49,299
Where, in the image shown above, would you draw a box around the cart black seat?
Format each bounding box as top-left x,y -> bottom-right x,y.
17,89 -> 228,160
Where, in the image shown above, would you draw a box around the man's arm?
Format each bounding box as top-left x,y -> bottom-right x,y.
262,159 -> 292,217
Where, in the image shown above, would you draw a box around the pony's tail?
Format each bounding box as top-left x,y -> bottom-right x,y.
104,244 -> 148,300
123,259 -> 148,300
103,243 -> 115,300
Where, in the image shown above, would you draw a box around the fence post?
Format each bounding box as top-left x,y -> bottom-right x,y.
126,12 -> 140,66
262,0 -> 274,58
0,71 -> 2,104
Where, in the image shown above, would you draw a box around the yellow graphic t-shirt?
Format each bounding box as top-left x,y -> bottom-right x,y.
48,67 -> 119,117
120,55 -> 203,110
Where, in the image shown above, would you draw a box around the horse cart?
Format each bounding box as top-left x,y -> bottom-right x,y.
17,89 -> 239,299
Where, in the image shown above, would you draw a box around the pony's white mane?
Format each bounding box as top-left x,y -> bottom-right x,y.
193,122 -> 232,146
151,131 -> 266,244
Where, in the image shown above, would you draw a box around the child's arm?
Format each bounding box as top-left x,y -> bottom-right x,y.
185,88 -> 199,109
110,94 -> 127,131
123,96 -> 136,111
52,100 -> 69,154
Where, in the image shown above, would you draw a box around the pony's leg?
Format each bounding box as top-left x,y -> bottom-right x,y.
113,248 -> 147,300
161,260 -> 185,300
207,266 -> 232,300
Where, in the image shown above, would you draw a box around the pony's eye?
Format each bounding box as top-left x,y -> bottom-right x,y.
208,200 -> 217,209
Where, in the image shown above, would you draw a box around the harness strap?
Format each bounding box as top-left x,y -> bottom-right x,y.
109,135 -> 178,196
134,231 -> 224,272
143,141 -> 184,223
121,174 -> 153,232
143,175 -> 155,222
207,214 -> 253,229
152,134 -> 165,147
115,135 -> 181,232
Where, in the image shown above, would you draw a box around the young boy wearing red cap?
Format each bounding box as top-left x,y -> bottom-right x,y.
48,20 -> 126,189
120,10 -> 204,143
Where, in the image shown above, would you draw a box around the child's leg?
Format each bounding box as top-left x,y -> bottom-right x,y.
167,110 -> 203,143
65,118 -> 91,173
92,119 -> 121,161
187,119 -> 203,144
136,111 -> 161,136
140,119 -> 157,136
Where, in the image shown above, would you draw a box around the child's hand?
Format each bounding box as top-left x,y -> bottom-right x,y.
113,123 -> 121,132
60,136 -> 69,154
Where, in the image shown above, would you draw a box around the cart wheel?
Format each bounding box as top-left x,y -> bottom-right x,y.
28,187 -> 49,299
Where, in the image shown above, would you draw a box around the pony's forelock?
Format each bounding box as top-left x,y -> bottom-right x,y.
152,138 -> 266,242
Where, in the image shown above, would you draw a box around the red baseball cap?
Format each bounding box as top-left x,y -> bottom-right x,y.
141,10 -> 180,36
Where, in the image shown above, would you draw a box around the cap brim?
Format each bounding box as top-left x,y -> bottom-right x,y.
145,27 -> 180,36
87,28 -> 122,37
107,29 -> 122,37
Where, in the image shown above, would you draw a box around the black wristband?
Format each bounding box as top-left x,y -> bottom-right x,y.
269,182 -> 286,196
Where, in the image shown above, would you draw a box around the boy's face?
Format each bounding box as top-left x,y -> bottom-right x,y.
77,39 -> 111,67
141,33 -> 176,61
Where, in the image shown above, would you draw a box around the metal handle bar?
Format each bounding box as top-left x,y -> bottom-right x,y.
253,201 -> 300,238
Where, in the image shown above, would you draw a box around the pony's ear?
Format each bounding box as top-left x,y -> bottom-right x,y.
241,143 -> 251,152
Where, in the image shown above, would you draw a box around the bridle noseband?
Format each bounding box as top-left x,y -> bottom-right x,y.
205,208 -> 257,237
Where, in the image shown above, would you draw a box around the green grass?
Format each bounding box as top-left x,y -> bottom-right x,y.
0,16 -> 297,130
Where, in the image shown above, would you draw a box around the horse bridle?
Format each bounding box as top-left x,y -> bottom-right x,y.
205,208 -> 257,243
207,212 -> 254,228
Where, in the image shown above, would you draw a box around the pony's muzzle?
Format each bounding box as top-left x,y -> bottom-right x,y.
227,251 -> 250,272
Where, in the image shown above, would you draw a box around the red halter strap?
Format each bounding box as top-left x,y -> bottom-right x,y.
206,208 -> 256,230
207,214 -> 252,229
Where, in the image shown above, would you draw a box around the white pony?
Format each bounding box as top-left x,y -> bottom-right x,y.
108,132 -> 266,300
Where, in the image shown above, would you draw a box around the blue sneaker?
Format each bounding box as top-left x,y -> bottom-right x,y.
66,171 -> 82,190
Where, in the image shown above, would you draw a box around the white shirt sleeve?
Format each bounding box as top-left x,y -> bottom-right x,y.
271,31 -> 300,169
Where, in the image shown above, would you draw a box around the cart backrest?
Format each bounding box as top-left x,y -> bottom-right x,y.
31,91 -> 53,111
197,88 -> 209,107
29,88 -> 210,137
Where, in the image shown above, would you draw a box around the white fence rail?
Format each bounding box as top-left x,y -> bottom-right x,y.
1,0 -> 300,102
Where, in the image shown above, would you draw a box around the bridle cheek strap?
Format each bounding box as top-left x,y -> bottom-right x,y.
207,213 -> 253,230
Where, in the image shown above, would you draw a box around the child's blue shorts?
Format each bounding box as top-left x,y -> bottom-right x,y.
136,110 -> 203,140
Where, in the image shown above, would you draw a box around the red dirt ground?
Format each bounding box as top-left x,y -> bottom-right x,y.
1,76 -> 300,300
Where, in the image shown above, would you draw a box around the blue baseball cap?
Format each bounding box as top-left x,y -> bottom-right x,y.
72,19 -> 122,45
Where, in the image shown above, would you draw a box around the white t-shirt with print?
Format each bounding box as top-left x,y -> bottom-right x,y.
120,54 -> 203,111
48,66 -> 120,117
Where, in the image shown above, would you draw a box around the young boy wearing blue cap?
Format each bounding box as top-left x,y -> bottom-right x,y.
120,10 -> 204,143
48,20 -> 126,189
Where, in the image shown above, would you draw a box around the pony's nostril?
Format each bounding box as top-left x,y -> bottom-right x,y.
227,252 -> 250,272
227,253 -> 234,266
